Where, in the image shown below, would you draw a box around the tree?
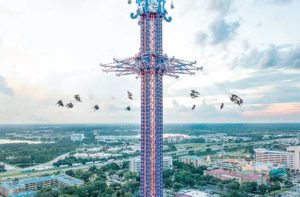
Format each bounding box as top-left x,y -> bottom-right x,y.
37,187 -> 61,197
225,180 -> 240,190
244,145 -> 254,154
167,144 -> 177,152
164,177 -> 173,188
122,161 -> 130,169
65,170 -> 75,177
284,180 -> 294,188
124,171 -> 138,180
173,183 -> 182,191
110,182 -> 122,190
188,150 -> 195,155
89,165 -> 98,173
217,182 -> 224,190
228,191 -> 243,197
174,170 -> 195,186
258,184 -> 268,195
94,181 -> 107,193
269,181 -> 281,192
241,182 -> 257,193
164,169 -> 174,179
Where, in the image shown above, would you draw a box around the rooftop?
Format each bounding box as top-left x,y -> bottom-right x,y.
57,175 -> 84,185
254,148 -> 287,154
7,191 -> 37,197
287,146 -> 300,151
207,169 -> 263,182
0,175 -> 83,190
177,189 -> 209,197
180,155 -> 202,161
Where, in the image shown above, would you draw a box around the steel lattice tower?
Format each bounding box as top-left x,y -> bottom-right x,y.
101,1 -> 200,196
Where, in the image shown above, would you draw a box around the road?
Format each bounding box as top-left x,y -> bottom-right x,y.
22,152 -> 70,171
2,163 -> 21,172
165,138 -> 292,157
0,159 -> 127,181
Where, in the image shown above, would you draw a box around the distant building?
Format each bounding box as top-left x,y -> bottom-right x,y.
95,135 -> 139,141
176,189 -> 209,197
130,156 -> 173,173
276,138 -> 300,145
254,148 -> 287,164
163,134 -> 189,143
0,162 -> 5,172
70,134 -> 85,142
74,152 -> 112,159
242,162 -> 277,174
0,175 -> 83,197
179,156 -> 203,167
287,146 -> 300,171
205,169 -> 266,185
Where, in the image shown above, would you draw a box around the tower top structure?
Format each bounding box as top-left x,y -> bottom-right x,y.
129,0 -> 173,22
101,1 -> 201,78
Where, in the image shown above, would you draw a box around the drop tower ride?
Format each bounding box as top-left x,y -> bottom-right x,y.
101,1 -> 200,196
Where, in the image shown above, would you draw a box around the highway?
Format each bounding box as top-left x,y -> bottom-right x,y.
0,159 -> 127,181
22,152 -> 70,171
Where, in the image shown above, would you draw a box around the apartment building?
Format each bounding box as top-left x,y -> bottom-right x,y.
0,175 -> 83,197
205,169 -> 266,185
179,156 -> 203,167
254,148 -> 287,164
287,146 -> 300,171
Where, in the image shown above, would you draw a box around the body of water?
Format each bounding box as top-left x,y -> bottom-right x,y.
0,139 -> 44,144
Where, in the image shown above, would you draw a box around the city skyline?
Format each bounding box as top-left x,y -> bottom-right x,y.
0,0 -> 300,124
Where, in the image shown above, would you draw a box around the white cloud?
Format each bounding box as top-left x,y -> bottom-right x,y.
0,75 -> 13,96
0,0 -> 299,123
233,44 -> 300,69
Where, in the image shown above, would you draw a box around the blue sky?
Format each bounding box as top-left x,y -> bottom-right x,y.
0,0 -> 299,124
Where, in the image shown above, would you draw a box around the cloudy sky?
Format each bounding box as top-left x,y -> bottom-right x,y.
0,0 -> 299,124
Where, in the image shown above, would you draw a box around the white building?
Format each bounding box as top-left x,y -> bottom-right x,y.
130,156 -> 173,173
241,161 -> 280,174
73,152 -> 112,159
287,146 -> 300,171
176,189 -> 209,197
276,138 -> 300,145
179,156 -> 203,167
163,134 -> 189,143
0,175 -> 83,197
70,134 -> 85,142
254,148 -> 287,164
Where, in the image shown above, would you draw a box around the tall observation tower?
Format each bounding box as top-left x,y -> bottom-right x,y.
101,1 -> 200,196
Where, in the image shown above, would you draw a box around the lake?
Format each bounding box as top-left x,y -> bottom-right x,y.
0,139 -> 44,144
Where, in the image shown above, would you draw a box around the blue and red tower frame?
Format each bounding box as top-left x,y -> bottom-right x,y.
101,1 -> 201,196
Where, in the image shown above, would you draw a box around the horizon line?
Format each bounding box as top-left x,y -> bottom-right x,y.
0,122 -> 300,126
